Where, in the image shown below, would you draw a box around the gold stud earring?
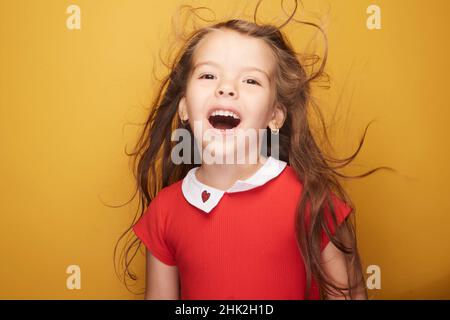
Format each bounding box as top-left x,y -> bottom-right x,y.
270,125 -> 279,135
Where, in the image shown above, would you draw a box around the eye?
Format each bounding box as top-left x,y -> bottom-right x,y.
199,73 -> 215,80
244,79 -> 261,86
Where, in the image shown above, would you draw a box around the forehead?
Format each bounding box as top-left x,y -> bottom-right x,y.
192,29 -> 275,75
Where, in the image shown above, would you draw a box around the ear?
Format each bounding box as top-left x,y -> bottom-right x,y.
269,103 -> 286,131
178,97 -> 188,121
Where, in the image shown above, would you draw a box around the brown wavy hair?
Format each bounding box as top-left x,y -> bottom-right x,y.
113,1 -> 394,299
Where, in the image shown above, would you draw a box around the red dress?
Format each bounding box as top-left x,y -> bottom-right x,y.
133,159 -> 352,300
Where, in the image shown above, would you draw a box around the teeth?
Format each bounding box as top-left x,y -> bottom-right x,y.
211,110 -> 240,119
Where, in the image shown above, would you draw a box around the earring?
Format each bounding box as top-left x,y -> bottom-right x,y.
180,118 -> 189,126
270,125 -> 279,135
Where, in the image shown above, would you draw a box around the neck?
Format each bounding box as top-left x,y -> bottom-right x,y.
195,155 -> 268,191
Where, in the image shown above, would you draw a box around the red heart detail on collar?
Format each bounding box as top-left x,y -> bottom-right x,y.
201,190 -> 210,203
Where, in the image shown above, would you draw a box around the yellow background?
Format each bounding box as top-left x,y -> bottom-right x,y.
1,0 -> 449,299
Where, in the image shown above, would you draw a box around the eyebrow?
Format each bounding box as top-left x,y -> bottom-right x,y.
193,60 -> 271,81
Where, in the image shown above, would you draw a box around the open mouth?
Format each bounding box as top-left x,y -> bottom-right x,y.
208,110 -> 241,130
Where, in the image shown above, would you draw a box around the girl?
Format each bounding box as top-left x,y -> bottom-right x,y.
115,4 -> 386,300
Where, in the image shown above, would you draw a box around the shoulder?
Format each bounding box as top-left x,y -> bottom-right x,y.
144,180 -> 184,217
278,164 -> 304,190
143,179 -> 184,224
260,163 -> 303,201
153,179 -> 184,203
281,165 -> 350,212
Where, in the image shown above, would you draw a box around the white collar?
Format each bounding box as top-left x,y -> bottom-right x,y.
181,156 -> 287,213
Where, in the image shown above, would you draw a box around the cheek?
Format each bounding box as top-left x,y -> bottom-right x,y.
241,96 -> 273,127
185,85 -> 210,120
241,86 -> 272,103
188,80 -> 213,97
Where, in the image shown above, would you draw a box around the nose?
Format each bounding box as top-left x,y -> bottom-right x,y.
216,83 -> 237,98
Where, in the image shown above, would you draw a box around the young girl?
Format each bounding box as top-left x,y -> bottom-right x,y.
117,9 -> 379,300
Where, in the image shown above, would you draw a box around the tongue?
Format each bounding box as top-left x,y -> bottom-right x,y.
214,122 -> 234,130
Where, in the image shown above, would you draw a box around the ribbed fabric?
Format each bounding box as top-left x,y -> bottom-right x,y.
132,165 -> 352,300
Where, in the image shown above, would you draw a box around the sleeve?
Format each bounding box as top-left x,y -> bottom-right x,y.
320,193 -> 353,251
132,195 -> 177,266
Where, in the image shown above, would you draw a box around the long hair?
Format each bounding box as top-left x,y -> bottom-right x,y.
113,1 -> 394,299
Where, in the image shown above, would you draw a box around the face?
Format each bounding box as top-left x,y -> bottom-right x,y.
178,29 -> 285,163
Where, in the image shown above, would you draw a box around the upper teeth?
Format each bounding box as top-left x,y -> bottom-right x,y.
211,110 -> 240,119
